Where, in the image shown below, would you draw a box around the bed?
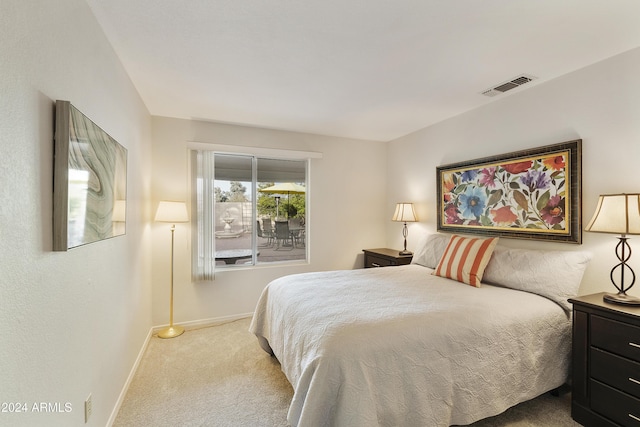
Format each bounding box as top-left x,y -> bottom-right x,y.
249,233 -> 591,426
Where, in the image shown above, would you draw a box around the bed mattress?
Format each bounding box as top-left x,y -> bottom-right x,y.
250,264 -> 571,427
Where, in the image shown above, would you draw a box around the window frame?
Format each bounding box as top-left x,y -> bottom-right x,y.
188,143 -> 321,278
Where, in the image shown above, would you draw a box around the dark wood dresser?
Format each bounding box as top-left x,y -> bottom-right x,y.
569,293 -> 640,426
362,248 -> 413,268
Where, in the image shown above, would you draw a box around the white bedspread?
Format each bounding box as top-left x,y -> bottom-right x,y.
249,264 -> 571,427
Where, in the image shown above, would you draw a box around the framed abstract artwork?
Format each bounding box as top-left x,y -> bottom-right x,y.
436,139 -> 582,243
53,100 -> 128,250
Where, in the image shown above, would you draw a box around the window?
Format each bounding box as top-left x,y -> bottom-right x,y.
192,150 -> 308,279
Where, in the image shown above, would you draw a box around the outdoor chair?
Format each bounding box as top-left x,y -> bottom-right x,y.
288,218 -> 305,248
257,220 -> 274,247
295,229 -> 305,248
263,218 -> 274,235
288,218 -> 303,228
274,221 -> 294,250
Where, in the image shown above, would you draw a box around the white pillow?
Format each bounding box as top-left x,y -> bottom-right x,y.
411,233 -> 450,269
482,246 -> 592,312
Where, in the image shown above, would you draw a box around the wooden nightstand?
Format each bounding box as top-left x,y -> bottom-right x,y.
569,293 -> 640,426
362,248 -> 413,268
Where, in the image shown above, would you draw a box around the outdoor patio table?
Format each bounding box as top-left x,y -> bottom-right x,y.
215,249 -> 258,264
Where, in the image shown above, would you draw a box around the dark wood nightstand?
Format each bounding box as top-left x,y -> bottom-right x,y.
569,293 -> 640,426
362,248 -> 413,268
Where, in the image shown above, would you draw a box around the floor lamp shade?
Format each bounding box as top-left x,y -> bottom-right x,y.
392,203 -> 418,255
155,201 -> 189,223
155,201 -> 189,338
585,193 -> 640,305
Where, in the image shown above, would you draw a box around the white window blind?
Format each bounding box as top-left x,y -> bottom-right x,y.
193,150 -> 216,281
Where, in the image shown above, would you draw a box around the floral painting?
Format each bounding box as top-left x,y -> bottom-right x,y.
436,140 -> 582,243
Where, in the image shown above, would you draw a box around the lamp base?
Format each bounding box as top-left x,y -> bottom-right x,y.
399,250 -> 413,255
157,325 -> 185,339
603,292 -> 640,306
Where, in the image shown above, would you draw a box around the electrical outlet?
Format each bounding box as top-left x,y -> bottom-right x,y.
84,394 -> 92,423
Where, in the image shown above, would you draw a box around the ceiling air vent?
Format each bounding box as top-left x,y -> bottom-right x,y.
481,74 -> 537,97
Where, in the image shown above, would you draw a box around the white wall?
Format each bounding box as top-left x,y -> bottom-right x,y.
0,1 -> 152,426
387,47 -> 640,299
150,117 -> 387,325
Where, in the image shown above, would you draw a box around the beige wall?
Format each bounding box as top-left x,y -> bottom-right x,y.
150,117 -> 388,325
386,47 -> 640,299
0,1 -> 152,426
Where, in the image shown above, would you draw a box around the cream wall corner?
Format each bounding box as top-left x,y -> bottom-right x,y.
386,47 -> 640,299
150,117 -> 387,325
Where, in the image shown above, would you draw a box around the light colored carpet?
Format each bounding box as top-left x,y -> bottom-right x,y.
114,317 -> 581,426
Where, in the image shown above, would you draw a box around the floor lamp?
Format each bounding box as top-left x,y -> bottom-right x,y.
155,201 -> 189,338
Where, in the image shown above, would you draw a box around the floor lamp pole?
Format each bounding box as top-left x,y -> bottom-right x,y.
158,224 -> 185,339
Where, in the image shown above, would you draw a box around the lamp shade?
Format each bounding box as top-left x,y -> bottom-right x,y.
155,201 -> 189,223
392,203 -> 417,223
585,193 -> 640,235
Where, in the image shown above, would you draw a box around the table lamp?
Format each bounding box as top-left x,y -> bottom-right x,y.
585,193 -> 640,306
392,202 -> 418,255
155,201 -> 190,338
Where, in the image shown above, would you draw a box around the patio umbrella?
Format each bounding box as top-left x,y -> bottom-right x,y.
259,182 -> 306,218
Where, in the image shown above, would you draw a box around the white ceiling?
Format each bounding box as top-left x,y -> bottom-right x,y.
85,0 -> 640,142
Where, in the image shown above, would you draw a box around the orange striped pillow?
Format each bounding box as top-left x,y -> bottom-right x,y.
433,235 -> 498,287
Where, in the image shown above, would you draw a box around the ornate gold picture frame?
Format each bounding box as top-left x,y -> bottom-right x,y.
436,139 -> 582,243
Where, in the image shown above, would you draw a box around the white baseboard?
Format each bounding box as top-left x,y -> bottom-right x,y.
151,312 -> 254,333
106,327 -> 153,426
107,312 -> 254,426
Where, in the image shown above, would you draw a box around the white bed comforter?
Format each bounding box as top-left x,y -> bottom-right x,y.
249,264 -> 571,427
